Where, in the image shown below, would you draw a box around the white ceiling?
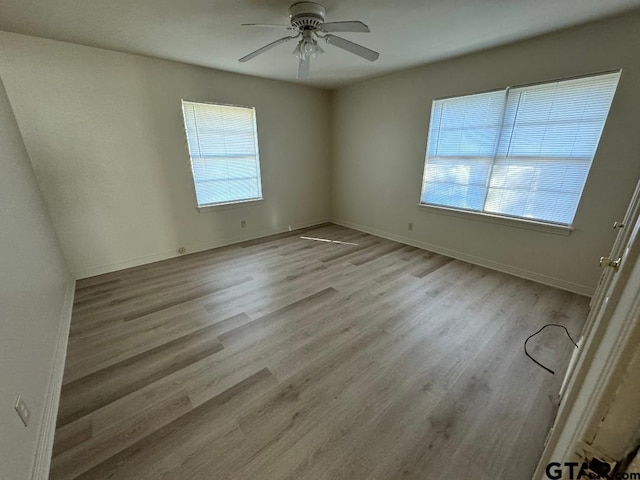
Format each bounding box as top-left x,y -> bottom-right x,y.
1,0 -> 639,89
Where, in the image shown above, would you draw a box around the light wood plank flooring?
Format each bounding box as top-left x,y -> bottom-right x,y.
51,224 -> 588,480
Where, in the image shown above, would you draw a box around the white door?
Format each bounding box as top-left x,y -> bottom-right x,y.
558,177 -> 640,402
534,177 -> 640,479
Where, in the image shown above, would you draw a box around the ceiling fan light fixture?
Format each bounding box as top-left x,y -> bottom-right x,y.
302,39 -> 315,56
240,2 -> 379,75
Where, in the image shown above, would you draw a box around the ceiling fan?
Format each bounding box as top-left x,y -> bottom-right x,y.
239,1 -> 379,79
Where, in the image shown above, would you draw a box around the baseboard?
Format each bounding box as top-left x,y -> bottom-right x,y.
73,216 -> 594,294
73,217 -> 331,279
30,279 -> 76,480
74,249 -> 186,280
330,217 -> 594,297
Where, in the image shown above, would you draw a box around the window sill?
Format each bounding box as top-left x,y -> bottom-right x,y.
197,198 -> 263,213
417,203 -> 573,236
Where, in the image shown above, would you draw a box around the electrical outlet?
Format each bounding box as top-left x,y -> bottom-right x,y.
408,223 -> 414,231
15,395 -> 30,427
241,220 -> 246,228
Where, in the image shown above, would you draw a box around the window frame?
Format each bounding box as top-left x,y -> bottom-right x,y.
418,70 -> 621,233
180,100 -> 264,211
417,202 -> 574,235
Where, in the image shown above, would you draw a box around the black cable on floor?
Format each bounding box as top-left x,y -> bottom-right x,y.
524,323 -> 578,375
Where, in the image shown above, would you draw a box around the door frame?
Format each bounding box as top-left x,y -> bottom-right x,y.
533,188 -> 640,478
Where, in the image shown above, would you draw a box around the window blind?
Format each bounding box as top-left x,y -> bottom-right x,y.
423,90 -> 506,211
421,71 -> 620,225
181,101 -> 262,207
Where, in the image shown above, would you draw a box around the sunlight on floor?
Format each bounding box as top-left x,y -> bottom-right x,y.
300,236 -> 359,246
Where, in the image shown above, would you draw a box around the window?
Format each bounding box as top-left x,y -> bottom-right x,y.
420,71 -> 620,226
181,101 -> 262,208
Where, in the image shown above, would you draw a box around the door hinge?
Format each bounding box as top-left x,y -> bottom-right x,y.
600,256 -> 621,270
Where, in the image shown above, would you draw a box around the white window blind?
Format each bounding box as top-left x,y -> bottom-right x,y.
421,71 -> 620,225
181,101 -> 262,207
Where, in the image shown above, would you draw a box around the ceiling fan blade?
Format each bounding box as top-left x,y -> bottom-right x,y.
241,23 -> 296,30
320,21 -> 370,33
239,36 -> 297,63
297,56 -> 310,79
324,34 -> 379,61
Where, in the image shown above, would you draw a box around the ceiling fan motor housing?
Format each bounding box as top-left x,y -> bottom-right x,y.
289,2 -> 326,30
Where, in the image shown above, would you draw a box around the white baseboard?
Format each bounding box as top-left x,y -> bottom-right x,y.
73,217 -> 331,279
330,217 -> 594,297
30,279 -> 76,480
73,215 -> 594,295
74,249 -> 188,280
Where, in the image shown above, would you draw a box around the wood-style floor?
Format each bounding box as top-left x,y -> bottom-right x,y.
51,224 -> 588,480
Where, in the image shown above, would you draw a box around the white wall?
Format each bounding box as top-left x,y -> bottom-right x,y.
0,32 -> 331,279
0,73 -> 74,479
2,13 -> 639,291
330,11 -> 640,295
